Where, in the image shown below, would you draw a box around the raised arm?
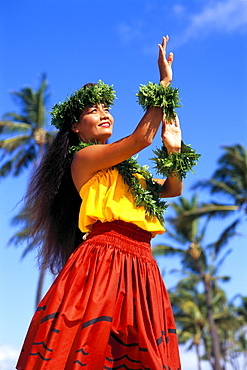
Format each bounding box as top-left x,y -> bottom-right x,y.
72,37 -> 174,190
155,115 -> 183,198
154,36 -> 183,198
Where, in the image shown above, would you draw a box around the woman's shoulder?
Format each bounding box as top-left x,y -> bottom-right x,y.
79,167 -> 119,194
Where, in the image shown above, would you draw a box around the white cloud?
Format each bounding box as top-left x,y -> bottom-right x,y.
118,21 -> 145,44
0,345 -> 19,370
117,0 -> 247,51
179,0 -> 247,45
173,4 -> 186,16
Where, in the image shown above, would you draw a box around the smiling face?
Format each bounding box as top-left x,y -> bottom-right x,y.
71,104 -> 114,144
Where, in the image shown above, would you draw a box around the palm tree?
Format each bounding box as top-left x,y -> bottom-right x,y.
7,208 -> 47,308
153,195 -> 236,369
191,145 -> 247,233
168,276 -> 242,370
230,295 -> 247,369
0,74 -> 54,176
0,74 -> 56,307
169,277 -> 207,370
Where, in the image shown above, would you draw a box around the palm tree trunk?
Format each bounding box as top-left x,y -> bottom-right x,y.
35,265 -> 46,308
193,254 -> 222,370
34,141 -> 46,309
195,343 -> 202,370
202,335 -> 214,368
204,278 -> 222,370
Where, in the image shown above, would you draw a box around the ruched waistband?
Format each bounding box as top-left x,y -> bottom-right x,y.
85,220 -> 154,261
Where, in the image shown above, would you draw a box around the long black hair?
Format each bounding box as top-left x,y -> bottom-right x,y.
25,127 -> 83,274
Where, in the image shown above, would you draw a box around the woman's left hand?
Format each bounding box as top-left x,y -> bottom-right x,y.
161,115 -> 181,154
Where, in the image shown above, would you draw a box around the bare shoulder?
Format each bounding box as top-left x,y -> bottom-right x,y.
71,147 -> 99,192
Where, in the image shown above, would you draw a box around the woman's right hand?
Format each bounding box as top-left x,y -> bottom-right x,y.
158,36 -> 174,87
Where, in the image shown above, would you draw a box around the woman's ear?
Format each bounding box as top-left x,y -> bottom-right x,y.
71,123 -> 79,133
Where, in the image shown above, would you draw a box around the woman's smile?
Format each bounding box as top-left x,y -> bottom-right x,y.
99,121 -> 110,127
72,103 -> 114,143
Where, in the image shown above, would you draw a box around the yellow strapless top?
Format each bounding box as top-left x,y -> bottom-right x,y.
78,167 -> 165,237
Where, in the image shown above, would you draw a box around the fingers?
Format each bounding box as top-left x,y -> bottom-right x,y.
161,35 -> 169,52
167,52 -> 174,66
163,114 -> 180,127
158,35 -> 174,85
158,36 -> 168,57
158,36 -> 173,65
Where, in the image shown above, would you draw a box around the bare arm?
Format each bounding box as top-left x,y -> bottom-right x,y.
72,37 -> 174,191
152,37 -> 183,198
154,111 -> 183,198
71,107 -> 163,190
154,177 -> 183,198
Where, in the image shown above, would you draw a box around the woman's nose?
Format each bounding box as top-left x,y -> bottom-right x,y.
100,108 -> 109,118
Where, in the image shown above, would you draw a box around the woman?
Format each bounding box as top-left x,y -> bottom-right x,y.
16,36 -> 199,369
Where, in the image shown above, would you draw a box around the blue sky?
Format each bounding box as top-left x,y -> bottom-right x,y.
0,0 -> 246,369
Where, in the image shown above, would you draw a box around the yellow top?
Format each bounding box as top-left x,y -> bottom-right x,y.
78,167 -> 165,237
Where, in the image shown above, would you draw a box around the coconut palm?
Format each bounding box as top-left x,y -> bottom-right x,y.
230,295 -> 247,369
0,74 -> 54,176
153,194 -> 237,369
0,74 -> 56,307
169,276 -> 242,370
191,145 -> 247,235
169,277 -> 207,370
7,208 -> 48,308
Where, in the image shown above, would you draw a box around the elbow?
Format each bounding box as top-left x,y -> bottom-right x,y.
176,188 -> 183,197
168,189 -> 183,198
162,181 -> 183,198
132,135 -> 153,152
143,137 -> 153,148
174,182 -> 183,197
141,132 -> 155,148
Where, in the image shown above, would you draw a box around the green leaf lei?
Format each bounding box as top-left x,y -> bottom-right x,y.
51,80 -> 116,130
69,142 -> 168,225
151,142 -> 201,179
136,82 -> 181,122
69,141 -> 200,225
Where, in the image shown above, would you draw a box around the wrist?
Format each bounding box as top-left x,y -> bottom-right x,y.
161,140 -> 181,154
151,142 -> 201,180
160,78 -> 171,87
136,82 -> 181,123
166,147 -> 181,155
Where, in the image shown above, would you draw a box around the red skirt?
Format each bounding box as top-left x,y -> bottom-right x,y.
16,220 -> 181,370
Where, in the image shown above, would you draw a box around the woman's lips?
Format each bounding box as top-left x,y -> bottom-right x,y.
99,122 -> 110,127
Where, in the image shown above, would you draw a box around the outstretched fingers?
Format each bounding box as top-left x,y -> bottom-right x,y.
163,114 -> 180,127
161,35 -> 169,53
158,35 -> 174,85
167,52 -> 174,66
158,36 -> 172,60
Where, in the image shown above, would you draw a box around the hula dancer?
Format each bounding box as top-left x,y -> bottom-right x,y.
16,36 -> 199,370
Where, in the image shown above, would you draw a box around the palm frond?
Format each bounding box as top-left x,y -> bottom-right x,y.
14,147 -> 37,175
213,248 -> 233,271
0,120 -> 31,137
152,244 -> 185,256
192,145 -> 247,211
0,135 -> 32,151
209,218 -> 241,255
165,229 -> 188,245
0,142 -> 36,177
184,203 -> 239,219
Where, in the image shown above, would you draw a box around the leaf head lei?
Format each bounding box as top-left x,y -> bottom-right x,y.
51,80 -> 116,130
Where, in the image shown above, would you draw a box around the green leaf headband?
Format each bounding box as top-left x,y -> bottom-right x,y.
51,80 -> 116,130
